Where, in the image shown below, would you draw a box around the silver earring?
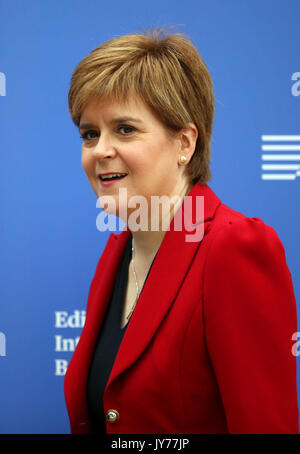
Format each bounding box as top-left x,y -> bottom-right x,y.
180,155 -> 187,164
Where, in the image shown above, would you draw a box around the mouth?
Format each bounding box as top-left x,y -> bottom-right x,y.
98,172 -> 128,186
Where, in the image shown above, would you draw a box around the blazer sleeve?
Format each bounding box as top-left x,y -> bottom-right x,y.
203,216 -> 299,434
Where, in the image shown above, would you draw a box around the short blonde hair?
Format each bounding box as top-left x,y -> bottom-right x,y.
68,28 -> 214,185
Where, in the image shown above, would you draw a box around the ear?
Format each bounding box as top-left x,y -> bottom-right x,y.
177,123 -> 198,164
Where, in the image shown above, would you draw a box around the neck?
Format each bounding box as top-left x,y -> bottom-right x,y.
130,180 -> 192,265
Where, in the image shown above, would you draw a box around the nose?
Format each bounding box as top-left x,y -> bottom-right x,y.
92,133 -> 117,160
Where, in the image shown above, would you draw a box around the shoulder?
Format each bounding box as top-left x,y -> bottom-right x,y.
203,202 -> 292,302
201,202 -> 297,330
206,202 -> 286,262
201,200 -> 291,303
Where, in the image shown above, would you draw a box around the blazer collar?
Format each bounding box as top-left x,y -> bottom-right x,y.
76,183 -> 221,416
104,183 -> 221,387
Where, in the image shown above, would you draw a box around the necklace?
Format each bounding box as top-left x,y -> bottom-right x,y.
126,237 -> 141,321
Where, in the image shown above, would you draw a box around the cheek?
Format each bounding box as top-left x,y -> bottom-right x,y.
122,151 -> 148,176
128,143 -> 163,173
81,149 -> 92,174
150,145 -> 178,177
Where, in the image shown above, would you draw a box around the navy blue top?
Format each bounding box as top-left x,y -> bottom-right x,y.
86,233 -> 156,434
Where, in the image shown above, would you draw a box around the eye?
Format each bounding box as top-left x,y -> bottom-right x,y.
79,130 -> 99,141
118,125 -> 135,135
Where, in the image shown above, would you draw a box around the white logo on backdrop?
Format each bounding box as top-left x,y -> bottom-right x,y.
0,72 -> 6,96
261,135 -> 300,180
54,311 -> 85,376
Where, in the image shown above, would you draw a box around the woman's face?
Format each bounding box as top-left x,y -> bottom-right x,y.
79,96 -> 194,221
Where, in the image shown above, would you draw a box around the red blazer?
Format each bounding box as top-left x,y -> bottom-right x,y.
64,183 -> 299,434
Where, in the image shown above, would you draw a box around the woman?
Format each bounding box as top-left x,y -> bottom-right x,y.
64,28 -> 299,434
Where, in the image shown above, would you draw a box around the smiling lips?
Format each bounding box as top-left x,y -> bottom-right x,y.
98,172 -> 128,186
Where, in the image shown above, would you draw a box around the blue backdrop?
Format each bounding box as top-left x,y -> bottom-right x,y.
0,0 -> 299,434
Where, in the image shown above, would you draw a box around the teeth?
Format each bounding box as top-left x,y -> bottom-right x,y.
101,173 -> 127,180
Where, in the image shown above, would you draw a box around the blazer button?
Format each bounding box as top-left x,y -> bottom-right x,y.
105,409 -> 120,423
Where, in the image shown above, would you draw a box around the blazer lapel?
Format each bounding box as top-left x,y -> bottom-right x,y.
76,230 -> 130,372
105,183 -> 221,389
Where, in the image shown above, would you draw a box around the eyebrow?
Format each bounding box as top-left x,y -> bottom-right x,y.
79,116 -> 143,130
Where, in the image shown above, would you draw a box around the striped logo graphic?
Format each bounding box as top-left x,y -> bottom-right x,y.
261,135 -> 300,180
